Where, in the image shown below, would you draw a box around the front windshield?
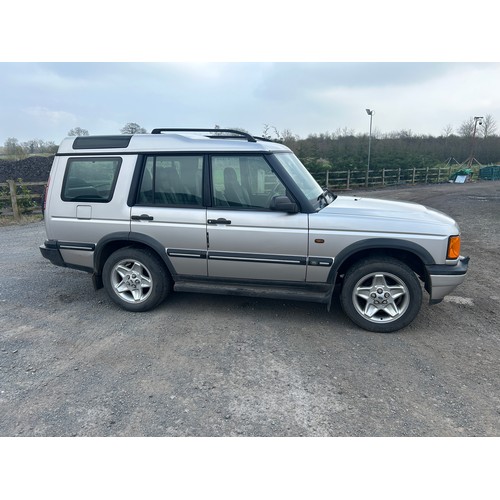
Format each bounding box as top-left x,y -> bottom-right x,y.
274,153 -> 323,203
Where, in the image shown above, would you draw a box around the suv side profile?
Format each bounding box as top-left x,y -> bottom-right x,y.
40,128 -> 469,333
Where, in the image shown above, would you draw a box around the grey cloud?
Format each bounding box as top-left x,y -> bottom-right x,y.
254,62 -> 484,101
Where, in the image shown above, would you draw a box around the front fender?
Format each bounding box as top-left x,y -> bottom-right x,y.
327,238 -> 435,285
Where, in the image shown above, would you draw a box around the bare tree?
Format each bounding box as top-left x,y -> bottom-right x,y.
441,124 -> 454,137
280,128 -> 298,146
334,126 -> 355,138
262,124 -> 282,140
21,139 -> 40,154
120,122 -> 147,134
3,137 -> 26,159
68,127 -> 89,136
481,114 -> 497,138
458,117 -> 476,137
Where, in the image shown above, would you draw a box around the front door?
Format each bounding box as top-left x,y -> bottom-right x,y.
207,154 -> 308,282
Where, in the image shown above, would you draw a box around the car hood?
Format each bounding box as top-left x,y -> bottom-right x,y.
310,195 -> 460,235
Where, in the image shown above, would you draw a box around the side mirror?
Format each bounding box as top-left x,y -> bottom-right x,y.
270,195 -> 299,213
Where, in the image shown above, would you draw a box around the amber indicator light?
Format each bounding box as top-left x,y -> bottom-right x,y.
447,235 -> 461,259
315,239 -> 325,244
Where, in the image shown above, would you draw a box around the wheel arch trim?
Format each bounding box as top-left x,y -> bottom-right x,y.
328,238 -> 435,284
93,232 -> 175,277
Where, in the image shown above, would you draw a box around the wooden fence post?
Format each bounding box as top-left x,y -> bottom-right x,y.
7,180 -> 21,221
412,167 -> 416,184
346,169 -> 351,190
325,170 -> 329,189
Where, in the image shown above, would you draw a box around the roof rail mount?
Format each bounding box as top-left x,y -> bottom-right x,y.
150,128 -> 257,143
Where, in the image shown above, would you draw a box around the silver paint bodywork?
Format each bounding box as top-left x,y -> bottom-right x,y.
309,195 -> 459,268
41,132 -> 468,306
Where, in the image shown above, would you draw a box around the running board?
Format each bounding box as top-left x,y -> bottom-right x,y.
173,280 -> 332,304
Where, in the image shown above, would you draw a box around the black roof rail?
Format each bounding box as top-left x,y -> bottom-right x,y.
150,128 -> 257,143
251,136 -> 279,143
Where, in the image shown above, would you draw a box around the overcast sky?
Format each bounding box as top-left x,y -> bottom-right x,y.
1,62 -> 499,144
2,2 -> 499,146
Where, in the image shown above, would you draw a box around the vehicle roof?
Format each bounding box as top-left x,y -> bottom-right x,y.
56,132 -> 292,155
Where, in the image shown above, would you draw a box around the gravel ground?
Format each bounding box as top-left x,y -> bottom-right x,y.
1,181 -> 499,437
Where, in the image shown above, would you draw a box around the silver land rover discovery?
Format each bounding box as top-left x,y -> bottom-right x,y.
40,128 -> 469,333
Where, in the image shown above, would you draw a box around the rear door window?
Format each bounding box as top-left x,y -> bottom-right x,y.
137,155 -> 203,207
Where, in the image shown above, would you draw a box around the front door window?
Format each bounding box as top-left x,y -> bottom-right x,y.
211,155 -> 286,209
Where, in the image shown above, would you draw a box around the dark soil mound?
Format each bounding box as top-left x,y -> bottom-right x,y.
0,156 -> 54,183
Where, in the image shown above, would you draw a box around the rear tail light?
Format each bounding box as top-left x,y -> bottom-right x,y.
43,177 -> 50,212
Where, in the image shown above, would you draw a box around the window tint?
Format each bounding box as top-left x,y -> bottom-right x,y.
138,156 -> 203,206
211,155 -> 286,209
62,157 -> 121,202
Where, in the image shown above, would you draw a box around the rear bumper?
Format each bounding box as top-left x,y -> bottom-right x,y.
39,241 -> 66,268
426,256 -> 469,304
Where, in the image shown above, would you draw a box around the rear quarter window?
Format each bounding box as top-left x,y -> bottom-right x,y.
61,157 -> 122,202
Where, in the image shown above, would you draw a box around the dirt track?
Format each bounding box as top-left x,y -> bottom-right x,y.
1,181 -> 499,436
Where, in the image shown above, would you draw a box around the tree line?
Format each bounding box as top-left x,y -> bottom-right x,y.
266,115 -> 499,173
283,129 -> 500,174
2,118 -> 499,172
1,123 -> 147,159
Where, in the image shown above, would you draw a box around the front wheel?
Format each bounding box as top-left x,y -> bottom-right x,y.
340,258 -> 422,333
103,247 -> 171,312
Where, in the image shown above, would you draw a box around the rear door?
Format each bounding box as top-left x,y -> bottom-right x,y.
46,155 -> 130,270
130,154 -> 207,277
206,154 -> 308,282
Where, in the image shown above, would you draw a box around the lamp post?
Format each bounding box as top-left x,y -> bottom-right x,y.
466,116 -> 483,169
365,109 -> 374,187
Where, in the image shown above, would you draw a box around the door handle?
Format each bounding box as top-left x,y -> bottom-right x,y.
207,218 -> 231,225
131,214 -> 154,221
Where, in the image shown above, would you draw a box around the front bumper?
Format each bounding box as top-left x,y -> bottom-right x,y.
426,256 -> 470,304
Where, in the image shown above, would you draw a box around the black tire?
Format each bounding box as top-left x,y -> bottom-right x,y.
102,247 -> 171,312
340,257 -> 422,333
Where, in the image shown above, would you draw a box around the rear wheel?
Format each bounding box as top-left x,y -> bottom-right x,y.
340,257 -> 422,333
103,247 -> 171,312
